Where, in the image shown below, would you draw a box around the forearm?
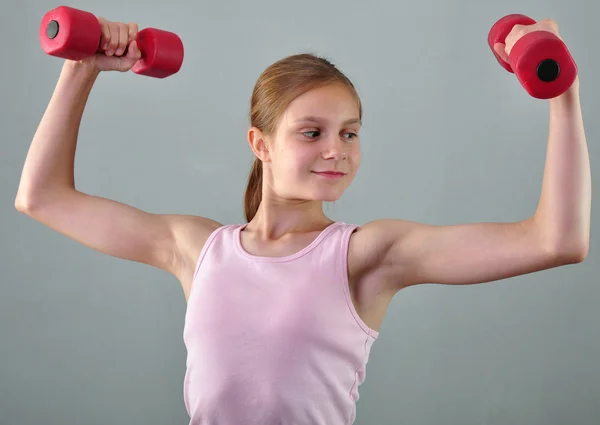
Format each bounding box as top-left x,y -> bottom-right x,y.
533,78 -> 591,258
16,61 -> 100,208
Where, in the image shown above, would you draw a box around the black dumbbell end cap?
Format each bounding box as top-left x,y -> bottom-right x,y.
537,59 -> 560,82
46,20 -> 59,39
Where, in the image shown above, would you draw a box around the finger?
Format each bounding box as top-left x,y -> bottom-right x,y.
124,40 -> 142,65
98,17 -> 111,51
128,22 -> 139,41
106,22 -> 120,56
493,43 -> 509,63
116,41 -> 140,72
542,18 -> 562,40
115,24 -> 128,56
543,18 -> 559,32
504,24 -> 527,56
510,24 -> 526,34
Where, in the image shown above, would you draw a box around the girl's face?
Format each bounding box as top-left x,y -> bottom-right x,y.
251,84 -> 362,203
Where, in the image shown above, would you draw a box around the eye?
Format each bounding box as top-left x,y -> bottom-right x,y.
303,131 -> 320,138
302,131 -> 359,141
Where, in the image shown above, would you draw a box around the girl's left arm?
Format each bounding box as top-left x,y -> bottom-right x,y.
357,75 -> 591,290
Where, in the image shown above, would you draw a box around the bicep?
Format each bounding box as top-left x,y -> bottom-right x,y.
398,219 -> 556,286
363,218 -> 565,289
19,189 -> 220,274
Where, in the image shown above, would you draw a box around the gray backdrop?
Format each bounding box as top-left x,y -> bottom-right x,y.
2,0 -> 598,424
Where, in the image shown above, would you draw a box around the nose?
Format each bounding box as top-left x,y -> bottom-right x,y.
320,137 -> 348,161
321,150 -> 347,161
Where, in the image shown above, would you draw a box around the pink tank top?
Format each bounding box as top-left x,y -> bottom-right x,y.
182,222 -> 379,425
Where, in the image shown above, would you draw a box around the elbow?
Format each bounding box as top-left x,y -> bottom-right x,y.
15,194 -> 34,215
16,185 -> 76,216
15,191 -> 43,215
565,243 -> 589,264
534,219 -> 590,265
549,239 -> 589,265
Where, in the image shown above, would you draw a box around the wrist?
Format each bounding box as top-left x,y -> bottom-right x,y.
52,60 -> 101,101
549,76 -> 580,107
61,60 -> 101,81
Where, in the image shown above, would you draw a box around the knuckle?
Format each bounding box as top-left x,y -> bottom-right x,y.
129,22 -> 139,37
98,19 -> 110,34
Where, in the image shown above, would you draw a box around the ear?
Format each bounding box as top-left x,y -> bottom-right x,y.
247,127 -> 272,163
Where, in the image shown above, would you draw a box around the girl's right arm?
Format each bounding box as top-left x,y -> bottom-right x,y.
15,19 -> 221,282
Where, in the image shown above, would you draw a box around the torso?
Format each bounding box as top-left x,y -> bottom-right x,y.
346,269 -> 394,333
179,221 -> 397,333
347,232 -> 397,333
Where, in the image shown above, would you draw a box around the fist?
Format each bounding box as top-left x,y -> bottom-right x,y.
493,18 -> 562,64
83,18 -> 142,72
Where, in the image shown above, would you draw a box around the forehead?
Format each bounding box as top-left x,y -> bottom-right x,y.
283,84 -> 360,126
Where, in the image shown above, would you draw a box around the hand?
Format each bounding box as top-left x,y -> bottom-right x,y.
80,17 -> 142,72
493,18 -> 562,64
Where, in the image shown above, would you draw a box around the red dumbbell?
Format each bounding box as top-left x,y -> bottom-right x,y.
488,14 -> 577,99
39,5 -> 184,79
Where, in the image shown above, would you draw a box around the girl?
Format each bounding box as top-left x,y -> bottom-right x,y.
16,16 -> 590,425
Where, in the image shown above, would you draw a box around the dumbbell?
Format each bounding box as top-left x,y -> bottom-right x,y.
39,5 -> 184,78
488,14 -> 577,99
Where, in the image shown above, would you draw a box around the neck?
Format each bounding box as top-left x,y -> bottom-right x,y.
246,198 -> 334,240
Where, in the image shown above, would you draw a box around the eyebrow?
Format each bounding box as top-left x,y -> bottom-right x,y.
293,116 -> 362,126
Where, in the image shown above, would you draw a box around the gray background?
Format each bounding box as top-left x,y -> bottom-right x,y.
2,0 -> 598,424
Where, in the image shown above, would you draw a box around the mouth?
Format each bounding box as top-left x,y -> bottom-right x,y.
312,171 -> 346,179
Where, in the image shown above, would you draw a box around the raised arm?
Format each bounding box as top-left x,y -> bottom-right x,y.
353,20 -> 590,291
15,20 -> 221,286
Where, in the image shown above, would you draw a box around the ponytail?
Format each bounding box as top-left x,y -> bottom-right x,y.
244,158 -> 263,222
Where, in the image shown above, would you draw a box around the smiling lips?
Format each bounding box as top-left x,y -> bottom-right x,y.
312,171 -> 346,179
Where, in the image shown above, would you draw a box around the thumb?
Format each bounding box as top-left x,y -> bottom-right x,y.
493,42 -> 509,64
123,40 -> 142,67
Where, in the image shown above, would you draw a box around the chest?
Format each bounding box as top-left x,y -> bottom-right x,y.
182,224 -> 395,333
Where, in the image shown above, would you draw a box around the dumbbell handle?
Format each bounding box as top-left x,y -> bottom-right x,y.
40,6 -> 184,78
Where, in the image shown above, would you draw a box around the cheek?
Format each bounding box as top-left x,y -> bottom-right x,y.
279,145 -> 318,173
298,149 -> 320,168
350,146 -> 361,167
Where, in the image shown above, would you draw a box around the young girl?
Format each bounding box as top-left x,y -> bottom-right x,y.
16,16 -> 590,425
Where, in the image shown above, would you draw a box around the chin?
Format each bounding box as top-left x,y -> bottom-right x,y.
312,189 -> 345,202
